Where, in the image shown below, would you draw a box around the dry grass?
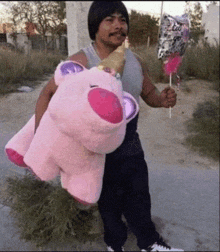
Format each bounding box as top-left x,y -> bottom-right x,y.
131,45 -> 165,83
1,42 -> 219,95
184,97 -> 219,161
1,174 -> 99,247
131,43 -> 219,161
0,49 -> 65,95
183,40 -> 219,83
131,41 -> 219,89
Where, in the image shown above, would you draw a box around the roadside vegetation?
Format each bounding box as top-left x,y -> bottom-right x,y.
131,41 -> 219,162
0,41 -> 219,161
184,98 -> 219,161
182,40 -> 219,89
0,174 -> 99,247
1,2 -> 218,247
182,41 -> 219,161
0,41 -> 218,247
0,49 -> 65,95
131,40 -> 219,87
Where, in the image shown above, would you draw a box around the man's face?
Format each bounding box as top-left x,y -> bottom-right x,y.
96,12 -> 128,47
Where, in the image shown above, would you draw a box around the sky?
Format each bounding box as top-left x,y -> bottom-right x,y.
122,1 -> 211,17
0,1 -> 217,23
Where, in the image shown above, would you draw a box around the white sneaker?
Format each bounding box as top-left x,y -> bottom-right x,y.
107,246 -> 125,251
141,244 -> 184,251
141,237 -> 184,251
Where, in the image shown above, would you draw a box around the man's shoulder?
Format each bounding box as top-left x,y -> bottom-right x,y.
127,49 -> 148,74
67,49 -> 88,68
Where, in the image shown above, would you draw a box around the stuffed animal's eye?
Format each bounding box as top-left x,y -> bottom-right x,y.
90,84 -> 99,88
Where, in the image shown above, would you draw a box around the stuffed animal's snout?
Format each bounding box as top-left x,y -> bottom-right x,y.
88,88 -> 123,124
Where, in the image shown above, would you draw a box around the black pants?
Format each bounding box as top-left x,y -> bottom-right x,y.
98,151 -> 159,250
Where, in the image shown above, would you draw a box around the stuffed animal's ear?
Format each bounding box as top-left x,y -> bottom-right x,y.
54,61 -> 85,85
123,92 -> 139,123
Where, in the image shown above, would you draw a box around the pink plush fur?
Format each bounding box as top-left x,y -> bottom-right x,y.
5,61 -> 139,205
5,115 -> 35,167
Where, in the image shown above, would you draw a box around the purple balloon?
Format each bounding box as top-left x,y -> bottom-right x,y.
60,62 -> 84,75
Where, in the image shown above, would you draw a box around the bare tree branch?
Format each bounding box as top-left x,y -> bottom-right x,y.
8,1 -> 66,49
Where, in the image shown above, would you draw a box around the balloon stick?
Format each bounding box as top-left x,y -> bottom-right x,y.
169,73 -> 172,118
157,13 -> 190,119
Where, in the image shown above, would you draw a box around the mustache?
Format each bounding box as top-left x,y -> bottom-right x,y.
109,31 -> 126,37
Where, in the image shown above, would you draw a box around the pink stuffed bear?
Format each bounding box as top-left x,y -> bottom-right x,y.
5,60 -> 139,205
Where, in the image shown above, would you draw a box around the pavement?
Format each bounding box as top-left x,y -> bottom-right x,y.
0,83 -> 219,251
0,150 -> 219,251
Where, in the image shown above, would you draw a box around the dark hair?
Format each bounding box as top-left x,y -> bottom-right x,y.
88,1 -> 129,41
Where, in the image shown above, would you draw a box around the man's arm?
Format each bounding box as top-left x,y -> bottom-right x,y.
34,50 -> 88,133
140,71 -> 162,108
134,53 -> 176,108
35,77 -> 57,133
133,53 -> 162,107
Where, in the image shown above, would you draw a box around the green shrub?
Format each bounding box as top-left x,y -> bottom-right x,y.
184,98 -> 219,161
3,174 -> 99,247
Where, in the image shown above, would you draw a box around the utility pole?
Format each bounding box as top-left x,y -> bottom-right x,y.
157,2 -> 164,76
160,1 -> 164,22
158,1 -> 164,40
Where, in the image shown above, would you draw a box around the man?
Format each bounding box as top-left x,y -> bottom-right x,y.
34,1 -> 183,251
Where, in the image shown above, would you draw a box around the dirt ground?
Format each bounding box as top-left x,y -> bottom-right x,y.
0,76 -> 219,171
138,79 -> 219,170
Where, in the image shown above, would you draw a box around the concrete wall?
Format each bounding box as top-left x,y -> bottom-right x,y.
66,1 -> 92,56
6,33 -> 31,54
6,33 -> 67,54
202,4 -> 219,46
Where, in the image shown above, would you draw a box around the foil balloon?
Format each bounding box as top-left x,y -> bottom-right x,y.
157,13 -> 190,118
158,13 -> 190,60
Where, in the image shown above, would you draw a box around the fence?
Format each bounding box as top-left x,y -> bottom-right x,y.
1,32 -> 68,55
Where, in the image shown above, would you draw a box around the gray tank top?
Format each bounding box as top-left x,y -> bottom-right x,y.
82,43 -> 143,104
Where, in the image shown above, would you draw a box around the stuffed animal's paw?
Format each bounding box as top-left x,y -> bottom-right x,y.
5,148 -> 27,167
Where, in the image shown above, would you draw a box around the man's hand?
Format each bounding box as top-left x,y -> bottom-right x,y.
160,87 -> 177,108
